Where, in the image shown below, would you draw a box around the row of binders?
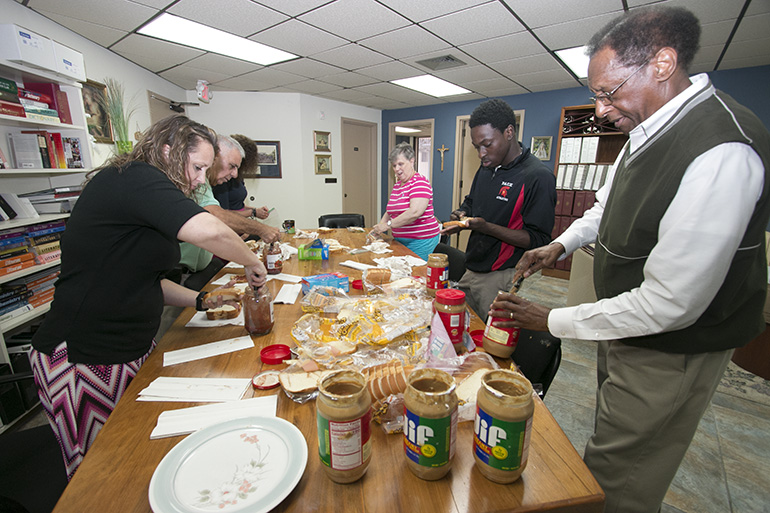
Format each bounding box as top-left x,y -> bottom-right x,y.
556,163 -> 609,191
5,131 -> 84,170
559,136 -> 600,164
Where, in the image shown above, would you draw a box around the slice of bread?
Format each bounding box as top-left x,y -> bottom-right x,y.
206,304 -> 240,320
455,368 -> 490,404
279,369 -> 332,394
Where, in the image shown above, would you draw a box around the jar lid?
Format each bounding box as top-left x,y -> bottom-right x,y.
260,344 -> 291,365
351,279 -> 363,290
470,329 -> 485,347
252,370 -> 280,389
435,288 -> 466,305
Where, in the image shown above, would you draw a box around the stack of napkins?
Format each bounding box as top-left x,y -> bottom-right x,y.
137,377 -> 251,402
150,396 -> 278,439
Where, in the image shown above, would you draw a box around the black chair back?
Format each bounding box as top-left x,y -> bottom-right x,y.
318,213 -> 366,228
433,243 -> 466,282
511,328 -> 562,398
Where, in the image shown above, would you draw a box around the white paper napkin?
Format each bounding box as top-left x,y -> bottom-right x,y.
150,395 -> 278,439
270,272 -> 302,283
339,260 -> 376,271
363,241 -> 393,254
185,309 -> 244,328
274,283 -> 303,304
163,336 -> 254,367
137,377 -> 251,402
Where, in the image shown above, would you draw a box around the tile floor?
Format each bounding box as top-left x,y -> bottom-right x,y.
517,273 -> 770,513
8,273 -> 770,512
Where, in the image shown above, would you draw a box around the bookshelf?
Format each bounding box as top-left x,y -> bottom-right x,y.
0,59 -> 93,431
546,104 -> 628,279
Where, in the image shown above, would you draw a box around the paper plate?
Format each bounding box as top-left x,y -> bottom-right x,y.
149,417 -> 307,513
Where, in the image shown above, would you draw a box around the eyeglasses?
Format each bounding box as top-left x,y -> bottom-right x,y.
589,60 -> 649,106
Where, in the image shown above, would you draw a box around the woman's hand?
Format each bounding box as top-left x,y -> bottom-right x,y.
244,261 -> 267,289
254,206 -> 270,219
489,292 -> 551,332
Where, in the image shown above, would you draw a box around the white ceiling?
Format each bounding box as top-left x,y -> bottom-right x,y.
18,0 -> 770,109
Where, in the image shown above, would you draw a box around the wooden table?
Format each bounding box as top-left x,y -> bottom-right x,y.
52,230 -> 604,513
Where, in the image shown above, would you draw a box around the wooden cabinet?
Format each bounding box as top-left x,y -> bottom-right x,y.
546,105 -> 628,279
0,58 -> 92,431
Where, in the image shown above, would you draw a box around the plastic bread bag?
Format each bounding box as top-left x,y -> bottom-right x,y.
300,285 -> 352,314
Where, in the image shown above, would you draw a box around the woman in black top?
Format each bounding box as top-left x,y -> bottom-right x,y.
30,115 -> 267,480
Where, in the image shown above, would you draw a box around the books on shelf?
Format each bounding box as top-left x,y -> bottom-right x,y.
7,131 -> 84,169
23,82 -> 69,125
0,193 -> 39,220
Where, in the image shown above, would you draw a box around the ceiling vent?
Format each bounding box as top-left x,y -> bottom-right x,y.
415,54 -> 467,71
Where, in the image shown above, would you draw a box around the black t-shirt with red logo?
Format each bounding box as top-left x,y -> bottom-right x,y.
459,148 -> 556,273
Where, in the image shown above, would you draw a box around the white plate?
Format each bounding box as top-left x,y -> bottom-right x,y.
149,417 -> 308,513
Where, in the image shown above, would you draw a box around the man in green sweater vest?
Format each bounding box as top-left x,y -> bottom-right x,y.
489,6 -> 770,513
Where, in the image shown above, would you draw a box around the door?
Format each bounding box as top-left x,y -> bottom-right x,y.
341,118 -> 377,227
148,91 -> 182,125
453,117 -> 481,251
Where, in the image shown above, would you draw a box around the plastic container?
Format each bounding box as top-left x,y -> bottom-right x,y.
474,370 -> 534,483
426,253 -> 449,297
243,286 -> 274,336
260,344 -> 290,365
263,242 -> 283,275
403,368 -> 458,480
316,370 -> 372,483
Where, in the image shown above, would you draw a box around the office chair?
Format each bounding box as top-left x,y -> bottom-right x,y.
511,328 -> 562,398
432,243 -> 467,282
318,213 -> 366,228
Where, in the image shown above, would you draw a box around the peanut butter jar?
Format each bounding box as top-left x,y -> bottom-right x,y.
403,368 -> 458,480
316,370 -> 372,483
473,369 -> 534,483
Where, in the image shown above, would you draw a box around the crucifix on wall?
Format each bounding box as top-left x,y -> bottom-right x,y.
437,144 -> 449,171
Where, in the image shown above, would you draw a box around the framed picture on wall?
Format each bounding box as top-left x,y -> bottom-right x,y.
514,109 -> 525,143
531,136 -> 553,160
82,80 -> 113,143
244,141 -> 282,178
315,154 -> 332,174
313,131 -> 331,152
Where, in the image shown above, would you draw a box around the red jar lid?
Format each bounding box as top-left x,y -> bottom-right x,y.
470,329 -> 485,347
352,279 -> 363,290
260,344 -> 291,365
252,370 -> 280,390
435,288 -> 466,305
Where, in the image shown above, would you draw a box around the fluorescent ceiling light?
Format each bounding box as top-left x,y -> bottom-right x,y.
555,46 -> 589,79
391,75 -> 470,97
395,126 -> 421,134
138,13 -> 297,66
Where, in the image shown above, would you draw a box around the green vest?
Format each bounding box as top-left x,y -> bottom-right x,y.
594,85 -> 770,354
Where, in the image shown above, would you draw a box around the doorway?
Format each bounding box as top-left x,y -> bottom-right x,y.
387,119 -> 434,193
341,118 -> 377,227
148,91 -> 183,125
450,115 -> 481,251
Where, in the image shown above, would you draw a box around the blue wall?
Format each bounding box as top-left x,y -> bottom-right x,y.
381,64 -> 770,220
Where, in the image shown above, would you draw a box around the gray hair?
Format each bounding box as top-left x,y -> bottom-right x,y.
217,134 -> 245,159
388,142 -> 415,164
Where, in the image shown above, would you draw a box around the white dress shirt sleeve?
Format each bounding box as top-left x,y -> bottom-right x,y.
549,142 -> 765,341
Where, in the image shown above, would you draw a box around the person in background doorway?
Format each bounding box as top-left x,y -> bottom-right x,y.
212,134 -> 271,220
492,7 -> 770,512
441,98 -> 556,321
29,115 -> 267,480
371,142 -> 441,260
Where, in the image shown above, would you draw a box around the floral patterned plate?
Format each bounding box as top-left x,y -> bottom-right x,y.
149,416 -> 307,512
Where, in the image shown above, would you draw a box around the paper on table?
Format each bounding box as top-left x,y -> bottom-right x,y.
150,395 -> 278,439
273,283 -> 302,304
339,260 -> 376,271
185,309 -> 244,328
271,272 -> 302,283
137,377 -> 251,402
163,336 -> 254,366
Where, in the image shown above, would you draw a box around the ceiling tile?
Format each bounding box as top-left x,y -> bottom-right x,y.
271,58 -> 345,79
129,0 -> 169,7
533,12 -> 620,50
359,25 -> 451,59
377,0 -> 490,23
718,53 -> 770,70
159,65 -> 233,89
318,71 -> 378,88
527,79 -> 584,93
168,0 -> 288,36
502,0 -> 622,29
732,13 -> 770,42
510,68 -> 576,88
251,20 -> 347,57
722,37 -> 770,63
311,44 -> 391,70
253,0 -> 335,17
421,2 -> 525,46
32,11 -> 128,47
464,77 -> 523,94
111,34 -> 205,72
699,20 -> 736,47
319,88 -> 379,102
298,0 -> 410,42
690,44 -> 724,72
629,0 -> 744,24
28,0 -> 158,31
493,53 -> 564,77
746,0 -> 770,15
355,82 -> 436,103
214,68 -> 305,90
459,31 -> 545,63
432,64 -> 501,83
183,53 -> 262,76
356,60 -> 423,81
483,84 -> 532,97
358,97 -> 410,110
283,80 -> 343,95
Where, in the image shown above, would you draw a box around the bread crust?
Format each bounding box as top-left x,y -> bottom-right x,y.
206,303 -> 241,320
203,287 -> 242,303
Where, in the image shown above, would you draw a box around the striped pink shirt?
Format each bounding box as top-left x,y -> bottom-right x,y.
386,173 -> 441,239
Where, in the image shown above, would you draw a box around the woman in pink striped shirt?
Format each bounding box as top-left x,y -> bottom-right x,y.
371,143 -> 440,260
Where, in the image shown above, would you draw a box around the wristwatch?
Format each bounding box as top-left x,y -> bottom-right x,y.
386,219 -> 392,228
195,290 -> 208,311
250,207 -> 257,218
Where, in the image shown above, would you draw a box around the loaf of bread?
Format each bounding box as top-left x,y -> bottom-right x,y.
206,304 -> 241,320
443,218 -> 471,229
365,268 -> 392,286
361,360 -> 413,402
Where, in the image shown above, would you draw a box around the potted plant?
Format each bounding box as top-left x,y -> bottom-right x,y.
99,78 -> 137,154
